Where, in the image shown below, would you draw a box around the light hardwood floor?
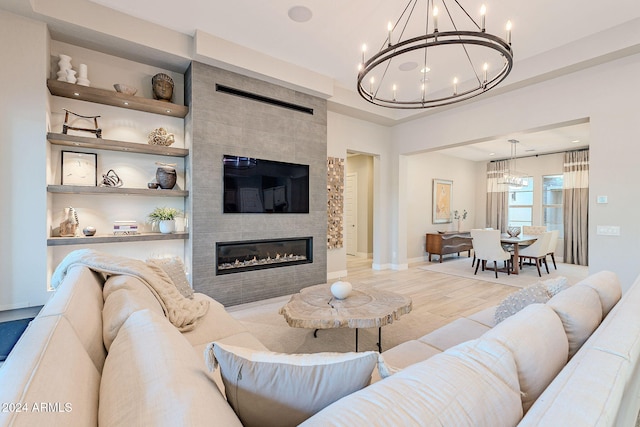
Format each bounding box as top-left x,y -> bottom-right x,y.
345,255 -> 515,324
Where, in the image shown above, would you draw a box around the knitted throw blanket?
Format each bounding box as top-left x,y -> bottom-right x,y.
51,249 -> 209,331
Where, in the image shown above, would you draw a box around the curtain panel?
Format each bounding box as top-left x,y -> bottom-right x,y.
486,160 -> 509,232
563,149 -> 589,265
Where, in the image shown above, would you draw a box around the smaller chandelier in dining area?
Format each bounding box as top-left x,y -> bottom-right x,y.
500,139 -> 529,188
357,0 -> 514,109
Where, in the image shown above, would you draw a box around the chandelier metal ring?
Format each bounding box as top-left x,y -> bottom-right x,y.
358,31 -> 513,109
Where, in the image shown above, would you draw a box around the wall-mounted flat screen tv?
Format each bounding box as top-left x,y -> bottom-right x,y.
223,155 -> 309,213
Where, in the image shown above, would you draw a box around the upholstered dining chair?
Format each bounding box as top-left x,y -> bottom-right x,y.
522,225 -> 547,235
518,231 -> 553,277
470,228 -> 494,268
546,229 -> 560,270
470,229 -> 511,278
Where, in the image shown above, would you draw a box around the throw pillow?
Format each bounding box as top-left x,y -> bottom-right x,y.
541,276 -> 569,297
205,342 -> 381,427
494,283 -> 551,324
146,257 -> 194,299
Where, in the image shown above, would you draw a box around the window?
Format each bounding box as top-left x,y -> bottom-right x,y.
543,175 -> 564,238
508,178 -> 533,227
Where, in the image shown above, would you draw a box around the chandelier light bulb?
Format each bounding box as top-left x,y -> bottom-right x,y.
506,21 -> 512,44
483,62 -> 488,82
369,76 -> 375,93
392,84 -> 397,101
361,44 -> 367,64
433,6 -> 439,31
480,5 -> 486,31
453,77 -> 458,95
388,22 -> 393,46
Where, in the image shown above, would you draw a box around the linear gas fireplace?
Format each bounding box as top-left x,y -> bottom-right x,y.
216,237 -> 313,275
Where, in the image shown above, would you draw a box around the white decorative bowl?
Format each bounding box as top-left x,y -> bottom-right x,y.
113,84 -> 137,96
330,280 -> 352,300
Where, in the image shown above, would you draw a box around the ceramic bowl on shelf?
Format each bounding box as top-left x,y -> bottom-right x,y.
113,84 -> 137,96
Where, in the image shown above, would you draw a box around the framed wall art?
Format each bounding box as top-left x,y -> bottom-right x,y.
432,179 -> 452,224
61,150 -> 97,186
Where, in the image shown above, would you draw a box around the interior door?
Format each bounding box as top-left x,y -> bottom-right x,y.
346,173 -> 357,256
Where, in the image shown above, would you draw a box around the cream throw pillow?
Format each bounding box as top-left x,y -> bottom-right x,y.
146,257 -> 194,299
494,283 -> 551,324
205,342 -> 381,427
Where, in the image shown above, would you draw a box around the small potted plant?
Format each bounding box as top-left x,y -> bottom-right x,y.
148,206 -> 182,234
453,209 -> 468,232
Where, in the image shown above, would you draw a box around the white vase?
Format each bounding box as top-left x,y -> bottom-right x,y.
158,220 -> 175,234
66,69 -> 77,84
58,54 -> 72,81
330,280 -> 352,300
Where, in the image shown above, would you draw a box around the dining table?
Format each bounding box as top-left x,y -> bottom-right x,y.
500,234 -> 538,274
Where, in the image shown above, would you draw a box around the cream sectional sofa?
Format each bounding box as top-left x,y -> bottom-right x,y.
1,259 -> 639,426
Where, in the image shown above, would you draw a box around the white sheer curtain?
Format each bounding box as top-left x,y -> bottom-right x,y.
563,149 -> 589,265
486,160 -> 509,232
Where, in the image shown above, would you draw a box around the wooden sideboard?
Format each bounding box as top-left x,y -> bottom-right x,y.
426,232 -> 473,262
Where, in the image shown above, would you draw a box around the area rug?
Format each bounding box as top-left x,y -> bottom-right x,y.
0,318 -> 33,361
418,258 -> 588,289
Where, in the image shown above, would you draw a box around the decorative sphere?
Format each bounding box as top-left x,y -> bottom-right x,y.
83,226 -> 96,236
330,280 -> 352,299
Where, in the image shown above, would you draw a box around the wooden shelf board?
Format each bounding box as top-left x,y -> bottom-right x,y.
47,232 -> 189,246
47,185 -> 188,197
47,79 -> 188,118
47,133 -> 188,157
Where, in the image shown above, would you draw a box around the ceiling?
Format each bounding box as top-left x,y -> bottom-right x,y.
86,0 -> 640,96
81,0 -> 636,159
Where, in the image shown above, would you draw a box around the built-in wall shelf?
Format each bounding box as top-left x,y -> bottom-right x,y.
47,79 -> 188,118
47,232 -> 188,246
47,185 -> 189,197
47,133 -> 189,157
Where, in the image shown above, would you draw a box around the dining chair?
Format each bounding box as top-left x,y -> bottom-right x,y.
470,229 -> 511,278
546,229 -> 560,270
518,231 -> 553,277
522,225 -> 547,235
470,228 -> 494,268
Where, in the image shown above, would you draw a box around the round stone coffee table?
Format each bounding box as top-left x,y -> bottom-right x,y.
279,283 -> 412,352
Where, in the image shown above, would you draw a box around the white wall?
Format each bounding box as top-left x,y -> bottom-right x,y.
327,111 -> 392,277
405,152 -> 478,262
393,53 -> 640,291
0,11 -> 49,309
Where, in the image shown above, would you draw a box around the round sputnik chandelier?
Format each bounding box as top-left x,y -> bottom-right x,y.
357,0 -> 514,109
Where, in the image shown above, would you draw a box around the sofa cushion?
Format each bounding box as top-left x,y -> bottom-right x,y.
376,339 -> 441,378
418,317 -> 491,351
575,270 -> 621,316
494,282 -> 551,324
38,265 -> 106,372
466,305 -> 497,327
99,309 -> 242,427
146,257 -> 194,299
181,293 -> 252,347
102,274 -> 164,350
207,342 -> 380,427
300,339 -> 522,427
0,316 -> 100,427
483,303 -> 569,412
547,283 -> 602,358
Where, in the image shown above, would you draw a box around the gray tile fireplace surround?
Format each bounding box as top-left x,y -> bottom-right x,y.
186,61 -> 328,307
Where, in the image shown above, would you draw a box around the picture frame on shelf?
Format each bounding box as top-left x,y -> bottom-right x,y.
61,150 -> 97,186
432,179 -> 452,224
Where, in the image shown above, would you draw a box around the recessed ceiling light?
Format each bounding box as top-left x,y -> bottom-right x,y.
572,139 -> 580,143
489,152 -> 495,156
288,6 -> 312,23
398,61 -> 418,71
